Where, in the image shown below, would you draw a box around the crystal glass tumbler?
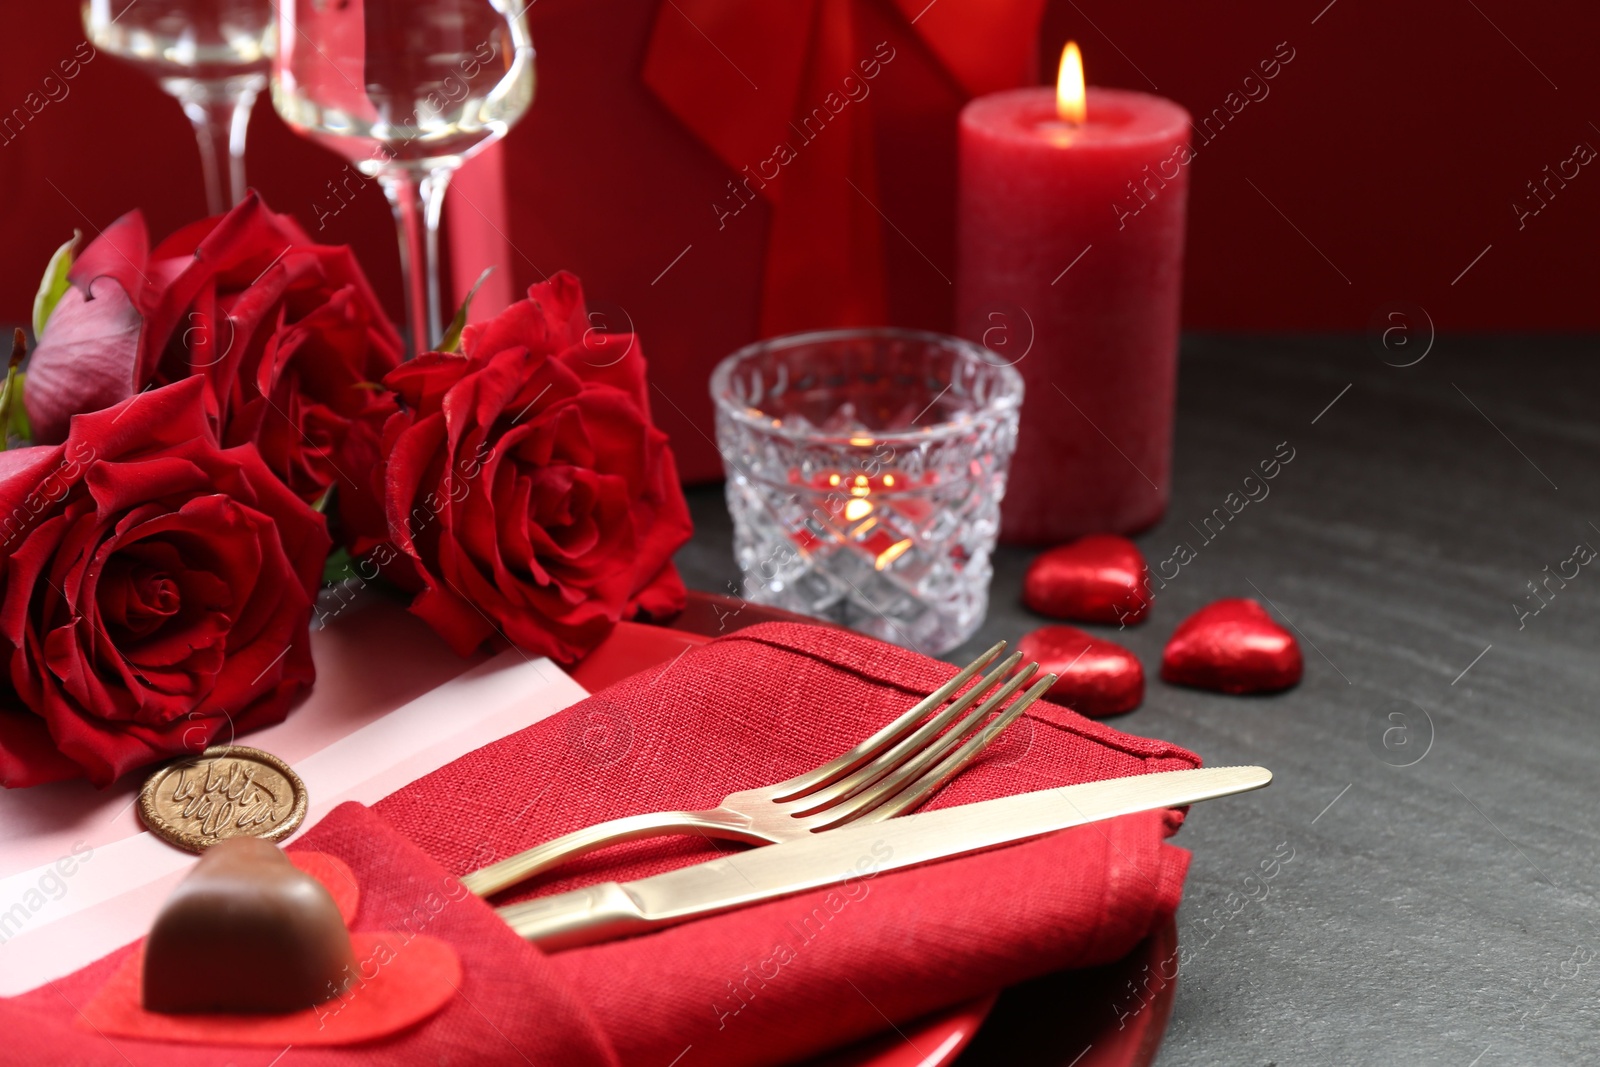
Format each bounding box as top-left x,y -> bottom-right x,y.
711,329 -> 1024,655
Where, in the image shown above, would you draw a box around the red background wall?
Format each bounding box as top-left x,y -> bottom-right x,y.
1034,0 -> 1600,332
2,0 -> 1596,335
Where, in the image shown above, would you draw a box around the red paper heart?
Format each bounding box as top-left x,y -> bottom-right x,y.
1018,626 -> 1144,718
1160,599 -> 1303,694
81,851 -> 460,1048
1023,534 -> 1152,625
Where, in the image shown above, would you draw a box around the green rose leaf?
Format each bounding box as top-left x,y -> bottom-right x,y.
0,330 -> 29,450
32,230 -> 81,339
6,371 -> 30,445
436,267 -> 494,354
321,545 -> 354,586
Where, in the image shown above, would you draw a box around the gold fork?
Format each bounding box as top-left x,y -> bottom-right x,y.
461,641 -> 1055,897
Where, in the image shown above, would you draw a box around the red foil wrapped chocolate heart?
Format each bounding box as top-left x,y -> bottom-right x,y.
1160,598 -> 1303,694
1023,534 -> 1152,625
1017,625 -> 1144,718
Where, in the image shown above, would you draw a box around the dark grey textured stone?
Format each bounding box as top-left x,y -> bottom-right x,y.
674,333 -> 1600,1065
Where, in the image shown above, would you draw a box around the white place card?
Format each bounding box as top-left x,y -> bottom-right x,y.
0,595 -> 588,995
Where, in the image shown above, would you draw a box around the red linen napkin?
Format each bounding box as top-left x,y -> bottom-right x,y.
5,621 -> 1199,1065
3,805 -> 620,1065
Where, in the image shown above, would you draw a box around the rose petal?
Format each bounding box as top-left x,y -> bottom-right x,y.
26,279 -> 146,445
67,210 -> 153,312
0,702 -> 82,787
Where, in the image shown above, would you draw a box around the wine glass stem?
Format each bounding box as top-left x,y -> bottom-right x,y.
177,82 -> 260,216
378,167 -> 453,356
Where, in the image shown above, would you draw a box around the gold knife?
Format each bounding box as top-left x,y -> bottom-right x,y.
501,765 -> 1271,950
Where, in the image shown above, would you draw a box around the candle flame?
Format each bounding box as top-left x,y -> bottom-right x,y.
875,538 -> 914,571
1056,41 -> 1086,124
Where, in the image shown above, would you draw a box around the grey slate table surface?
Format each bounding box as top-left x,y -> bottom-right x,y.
672,333 -> 1600,1066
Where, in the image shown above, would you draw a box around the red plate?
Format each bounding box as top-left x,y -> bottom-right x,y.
573,598 -> 1177,1067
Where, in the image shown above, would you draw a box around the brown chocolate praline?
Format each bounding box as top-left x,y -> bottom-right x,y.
142,837 -> 356,1014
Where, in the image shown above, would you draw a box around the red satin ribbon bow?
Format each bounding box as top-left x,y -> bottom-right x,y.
644,0 -> 1044,336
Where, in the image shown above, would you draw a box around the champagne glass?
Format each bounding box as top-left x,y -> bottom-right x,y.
83,0 -> 274,215
272,0 -> 535,355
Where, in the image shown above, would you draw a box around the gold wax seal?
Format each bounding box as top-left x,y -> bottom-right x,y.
139,745 -> 308,853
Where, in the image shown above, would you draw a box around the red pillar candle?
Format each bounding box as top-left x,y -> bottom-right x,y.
956,45 -> 1190,544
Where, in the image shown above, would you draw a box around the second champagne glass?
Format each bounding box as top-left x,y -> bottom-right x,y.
272,0 -> 535,354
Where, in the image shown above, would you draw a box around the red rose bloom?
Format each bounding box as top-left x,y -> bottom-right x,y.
26,192 -> 402,551
380,272 -> 692,661
0,377 -> 329,787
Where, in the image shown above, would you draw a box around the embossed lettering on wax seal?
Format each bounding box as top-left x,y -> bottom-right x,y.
138,746 -> 308,853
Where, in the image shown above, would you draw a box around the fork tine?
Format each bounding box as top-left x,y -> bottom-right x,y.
773,640 -> 1006,800
806,665 -> 1046,830
781,651 -> 1024,813
852,674 -> 1057,827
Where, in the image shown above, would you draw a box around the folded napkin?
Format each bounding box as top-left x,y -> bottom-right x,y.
3,621 -> 1200,1066
3,805 -> 619,1065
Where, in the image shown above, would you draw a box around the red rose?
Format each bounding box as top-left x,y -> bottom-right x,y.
27,192 -> 401,552
0,377 -> 329,787
380,272 -> 692,661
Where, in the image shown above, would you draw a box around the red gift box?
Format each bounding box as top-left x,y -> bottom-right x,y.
447,0 -> 1046,482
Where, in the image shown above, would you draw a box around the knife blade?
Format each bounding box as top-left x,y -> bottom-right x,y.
500,764 -> 1270,950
